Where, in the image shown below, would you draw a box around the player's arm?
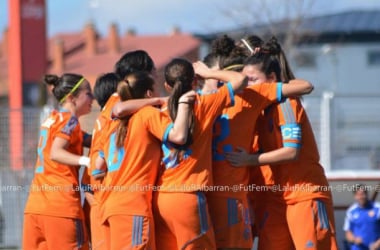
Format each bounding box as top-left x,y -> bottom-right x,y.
226,128 -> 301,167
82,131 -> 92,148
281,79 -> 314,97
370,238 -> 380,250
226,99 -> 302,167
193,61 -> 248,93
345,230 -> 363,245
166,90 -> 196,145
343,209 -> 363,246
50,137 -> 90,167
112,97 -> 168,118
93,153 -> 107,180
225,146 -> 299,167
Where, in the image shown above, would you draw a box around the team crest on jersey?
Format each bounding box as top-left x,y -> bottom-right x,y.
61,116 -> 78,135
368,210 -> 375,217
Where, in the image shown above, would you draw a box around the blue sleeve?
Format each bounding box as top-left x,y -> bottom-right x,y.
226,82 -> 235,106
277,82 -> 283,102
162,123 -> 174,143
343,209 -> 354,231
91,169 -> 106,176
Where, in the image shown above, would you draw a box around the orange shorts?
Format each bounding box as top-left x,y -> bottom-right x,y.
153,191 -> 216,250
89,203 -> 107,250
254,199 -> 294,250
207,194 -> 253,249
287,199 -> 338,250
103,214 -> 154,250
23,213 -> 89,250
254,199 -> 338,250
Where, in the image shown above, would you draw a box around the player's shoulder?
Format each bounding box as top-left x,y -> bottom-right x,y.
347,203 -> 360,214
139,105 -> 160,113
133,105 -> 161,120
107,93 -> 120,104
372,201 -> 380,209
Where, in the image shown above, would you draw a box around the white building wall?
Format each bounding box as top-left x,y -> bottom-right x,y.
293,43 -> 380,94
290,43 -> 380,171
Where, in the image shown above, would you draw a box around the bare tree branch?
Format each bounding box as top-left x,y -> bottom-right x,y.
218,0 -> 317,60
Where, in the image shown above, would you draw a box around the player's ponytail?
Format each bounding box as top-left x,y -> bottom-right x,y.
115,71 -> 155,148
263,36 -> 295,82
165,58 -> 195,148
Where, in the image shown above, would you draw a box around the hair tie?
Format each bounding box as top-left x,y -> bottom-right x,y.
59,77 -> 85,103
241,39 -> 254,54
223,64 -> 244,71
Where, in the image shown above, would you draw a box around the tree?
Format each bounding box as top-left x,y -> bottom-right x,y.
215,0 -> 317,57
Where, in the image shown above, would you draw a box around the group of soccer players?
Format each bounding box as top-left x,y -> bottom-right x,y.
23,33 -> 338,250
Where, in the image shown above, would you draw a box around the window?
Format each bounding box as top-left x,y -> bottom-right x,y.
368,51 -> 380,65
293,52 -> 316,68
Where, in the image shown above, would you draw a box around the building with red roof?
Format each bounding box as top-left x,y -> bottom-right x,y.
0,22 -> 201,105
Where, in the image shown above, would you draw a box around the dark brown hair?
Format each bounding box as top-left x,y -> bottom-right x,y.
115,71 -> 155,147
164,58 -> 195,148
44,73 -> 84,103
211,34 -> 247,71
244,36 -> 295,82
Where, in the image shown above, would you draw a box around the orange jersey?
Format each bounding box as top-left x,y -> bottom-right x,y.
156,83 -> 235,192
24,110 -> 85,219
249,116 -> 280,203
99,105 -> 172,220
82,93 -> 120,194
212,82 -> 282,196
256,97 -> 332,204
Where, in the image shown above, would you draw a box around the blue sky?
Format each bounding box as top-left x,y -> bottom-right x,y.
1,0 -> 380,39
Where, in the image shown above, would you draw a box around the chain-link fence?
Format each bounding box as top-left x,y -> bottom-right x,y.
0,108 -> 40,248
304,93 -> 380,171
0,94 -> 379,248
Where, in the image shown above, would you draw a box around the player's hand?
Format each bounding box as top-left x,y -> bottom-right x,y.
179,90 -> 197,104
193,61 -> 211,79
156,96 -> 169,106
369,240 -> 380,250
225,147 -> 258,167
354,237 -> 363,245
